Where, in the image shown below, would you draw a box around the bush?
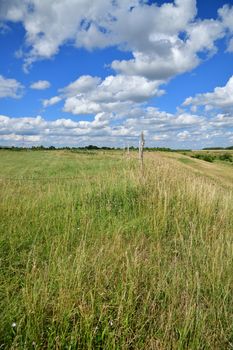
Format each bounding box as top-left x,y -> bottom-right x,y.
191,153 -> 215,162
218,153 -> 233,162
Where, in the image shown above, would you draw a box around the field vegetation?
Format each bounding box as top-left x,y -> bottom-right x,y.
183,149 -> 233,164
0,150 -> 233,349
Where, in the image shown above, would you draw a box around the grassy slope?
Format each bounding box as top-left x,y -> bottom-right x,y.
167,151 -> 233,189
0,150 -> 233,349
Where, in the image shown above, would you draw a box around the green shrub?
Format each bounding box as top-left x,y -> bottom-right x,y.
218,153 -> 233,162
191,153 -> 215,162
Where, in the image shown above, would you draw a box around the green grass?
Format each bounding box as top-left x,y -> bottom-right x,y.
1,150 -> 233,349
177,157 -> 196,165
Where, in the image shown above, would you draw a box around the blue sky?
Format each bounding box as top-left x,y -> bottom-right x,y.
0,0 -> 233,148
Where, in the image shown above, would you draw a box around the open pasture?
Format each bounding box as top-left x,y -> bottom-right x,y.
0,150 -> 233,349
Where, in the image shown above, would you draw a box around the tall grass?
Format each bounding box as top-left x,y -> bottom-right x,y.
0,150 -> 233,349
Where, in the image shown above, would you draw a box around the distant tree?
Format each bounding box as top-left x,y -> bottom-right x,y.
85,145 -> 99,150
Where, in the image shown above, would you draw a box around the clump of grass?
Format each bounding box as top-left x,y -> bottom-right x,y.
0,150 -> 233,349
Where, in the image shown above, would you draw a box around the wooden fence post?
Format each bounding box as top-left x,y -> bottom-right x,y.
139,131 -> 145,171
127,143 -> 130,158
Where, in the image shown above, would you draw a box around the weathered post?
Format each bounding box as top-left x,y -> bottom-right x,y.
127,143 -> 130,158
139,131 -> 145,171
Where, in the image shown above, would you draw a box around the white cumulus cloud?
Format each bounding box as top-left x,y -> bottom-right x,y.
45,74 -> 164,115
0,75 -> 24,98
183,76 -> 233,110
0,107 -> 232,148
30,80 -> 51,90
60,75 -> 101,97
0,0 -> 230,80
43,96 -> 62,107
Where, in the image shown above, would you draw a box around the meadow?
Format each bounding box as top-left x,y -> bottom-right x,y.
0,149 -> 233,349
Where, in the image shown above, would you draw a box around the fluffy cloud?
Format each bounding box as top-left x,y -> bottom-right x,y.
111,49 -> 197,80
0,0 -> 118,69
30,80 -> 51,90
0,107 -> 232,148
125,108 -> 205,135
63,98 -> 102,115
0,113 -> 125,146
60,75 -> 101,97
45,74 -> 164,115
0,115 -> 46,136
177,130 -> 191,140
1,1 -> 233,149
43,96 -> 62,107
219,5 -> 233,31
0,75 -> 24,98
227,38 -> 233,52
218,5 -> 233,51
0,0 -> 230,79
210,113 -> 233,128
112,17 -> 224,80
183,76 -> 233,110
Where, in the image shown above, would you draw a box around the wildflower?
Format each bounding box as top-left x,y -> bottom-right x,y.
11,322 -> 17,328
109,320 -> 113,327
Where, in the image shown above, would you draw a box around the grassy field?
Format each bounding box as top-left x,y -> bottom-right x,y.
0,150 -> 233,349
167,150 -> 233,189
